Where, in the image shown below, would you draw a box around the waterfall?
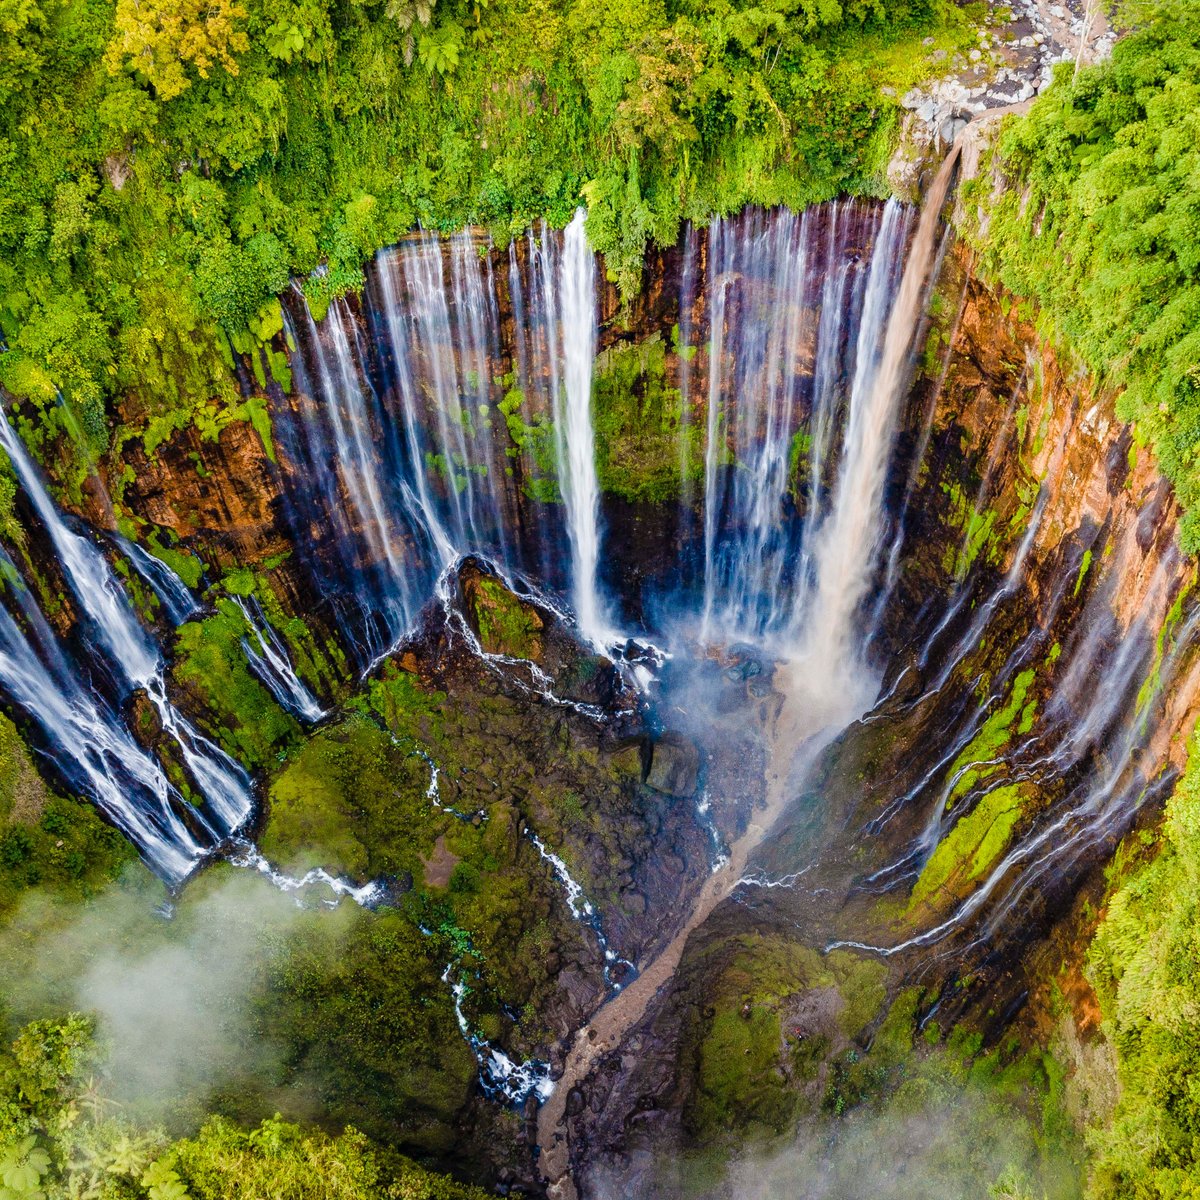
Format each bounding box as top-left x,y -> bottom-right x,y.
232,594 -> 325,723
0,410 -> 253,845
296,296 -> 419,659
278,212 -> 613,658
787,201 -> 911,678
116,535 -> 200,626
277,201 -> 949,665
799,157 -> 959,669
775,157 -> 959,743
797,202 -> 866,590
695,201 -> 904,644
553,210 -> 610,647
0,549 -> 202,880
677,222 -> 699,522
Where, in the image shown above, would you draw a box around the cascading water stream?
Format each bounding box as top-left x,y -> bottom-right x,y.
789,152 -> 961,713
280,214 -> 624,666
231,594 -> 325,723
693,199 -> 913,649
0,410 -> 253,845
553,210 -> 610,647
0,548 -> 202,880
116,535 -> 200,626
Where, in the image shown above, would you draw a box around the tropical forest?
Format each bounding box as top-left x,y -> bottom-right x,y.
1,0 -> 1199,1196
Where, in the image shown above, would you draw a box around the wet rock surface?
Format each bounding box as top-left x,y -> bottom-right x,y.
645,733 -> 700,798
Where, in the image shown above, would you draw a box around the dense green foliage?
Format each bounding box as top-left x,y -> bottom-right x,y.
1086,742 -> 1200,1198
966,0 -> 1200,550
0,712 -> 135,915
0,1013 -> 486,1199
0,0 -> 972,483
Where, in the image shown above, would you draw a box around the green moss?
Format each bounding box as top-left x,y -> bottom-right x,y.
1135,581 -> 1191,718
910,783 -> 1028,909
685,934 -> 820,1138
788,429 -> 813,502
1073,549 -> 1093,598
940,481 -> 1001,579
171,598 -> 300,770
694,1004 -> 790,1132
114,555 -> 162,625
467,576 -> 542,659
684,933 -> 888,1140
593,335 -> 702,504
826,950 -> 888,1039
247,572 -> 346,701
497,383 -> 559,504
363,664 -> 446,734
946,669 -> 1037,805
239,394 -> 277,464
262,720 -> 381,876
145,532 -> 205,590
870,988 -> 923,1066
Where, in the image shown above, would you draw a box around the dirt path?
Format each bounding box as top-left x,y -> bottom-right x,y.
534,655 -> 884,1195
534,647 -> 855,1194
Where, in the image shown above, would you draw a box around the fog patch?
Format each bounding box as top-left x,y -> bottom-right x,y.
0,864 -> 352,1120
720,1089 -> 1074,1200
587,1065 -> 1081,1200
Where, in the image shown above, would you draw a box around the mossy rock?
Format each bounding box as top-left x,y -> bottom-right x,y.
460,562 -> 544,660
909,781 -> 1033,912
681,932 -> 888,1141
171,599 -> 300,770
592,334 -> 704,504
645,732 -> 699,797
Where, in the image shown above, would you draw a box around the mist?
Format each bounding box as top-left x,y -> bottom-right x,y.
585,1053 -> 1082,1200
0,863 -> 354,1122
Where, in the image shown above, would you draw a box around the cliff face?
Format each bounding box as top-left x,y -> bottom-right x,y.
66,210 -> 1200,966
114,416 -> 290,569
19,206 -> 1197,1194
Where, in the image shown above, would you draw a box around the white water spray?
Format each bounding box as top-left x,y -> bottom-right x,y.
0,409 -> 253,844
553,210 -> 611,648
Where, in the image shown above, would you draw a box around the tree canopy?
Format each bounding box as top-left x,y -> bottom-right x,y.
965,0 -> 1200,549
0,0 -> 966,483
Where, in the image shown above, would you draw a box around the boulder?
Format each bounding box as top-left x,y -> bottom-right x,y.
645,733 -> 700,798
459,559 -> 544,660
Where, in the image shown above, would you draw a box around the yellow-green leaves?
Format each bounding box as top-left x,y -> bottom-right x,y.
105,0 -> 249,101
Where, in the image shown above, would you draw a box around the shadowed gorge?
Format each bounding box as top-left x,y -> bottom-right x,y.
1,1 -> 1200,1198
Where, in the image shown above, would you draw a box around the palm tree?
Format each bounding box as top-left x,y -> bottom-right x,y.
385,0 -> 437,66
